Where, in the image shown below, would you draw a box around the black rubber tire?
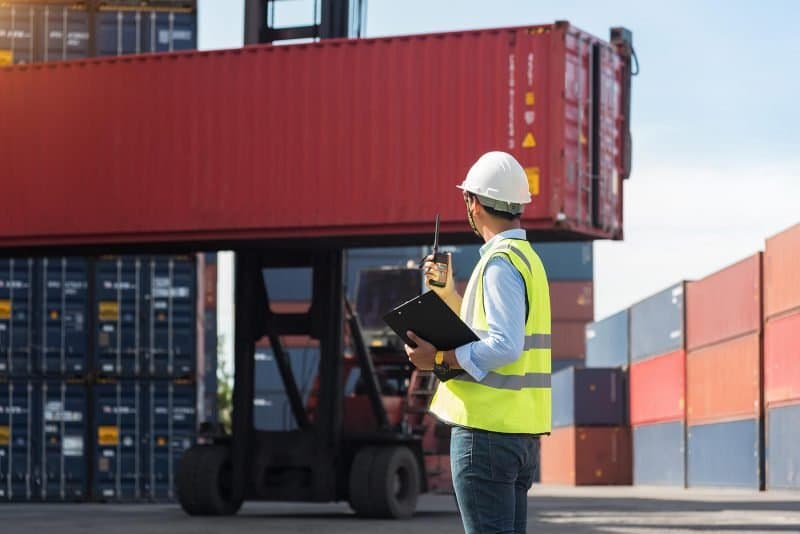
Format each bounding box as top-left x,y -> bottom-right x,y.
349,446 -> 420,519
177,445 -> 243,516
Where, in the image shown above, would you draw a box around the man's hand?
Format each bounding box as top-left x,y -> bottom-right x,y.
422,252 -> 463,315
404,330 -> 437,370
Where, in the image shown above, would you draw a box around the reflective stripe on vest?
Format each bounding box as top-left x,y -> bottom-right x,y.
429,238 -> 552,434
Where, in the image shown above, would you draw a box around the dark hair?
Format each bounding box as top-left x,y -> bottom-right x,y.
467,193 -> 521,221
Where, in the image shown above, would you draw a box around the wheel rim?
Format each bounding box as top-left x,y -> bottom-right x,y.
393,465 -> 409,501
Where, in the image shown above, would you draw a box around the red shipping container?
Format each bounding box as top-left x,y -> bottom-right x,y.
686,254 -> 761,351
764,311 -> 800,407
552,320 -> 590,358
687,333 -> 761,425
550,281 -> 594,321
629,350 -> 685,426
765,223 -> 800,320
540,426 -> 632,485
0,23 -> 631,249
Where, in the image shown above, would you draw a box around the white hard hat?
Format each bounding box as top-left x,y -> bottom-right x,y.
457,151 -> 531,214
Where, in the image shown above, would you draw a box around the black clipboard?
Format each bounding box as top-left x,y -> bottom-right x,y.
382,290 -> 479,351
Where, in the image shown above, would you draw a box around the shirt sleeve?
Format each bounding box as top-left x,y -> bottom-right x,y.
454,255 -> 526,381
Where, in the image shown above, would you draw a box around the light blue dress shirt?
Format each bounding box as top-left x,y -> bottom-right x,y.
455,229 -> 527,381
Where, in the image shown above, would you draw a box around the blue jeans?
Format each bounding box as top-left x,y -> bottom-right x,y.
450,426 -> 540,534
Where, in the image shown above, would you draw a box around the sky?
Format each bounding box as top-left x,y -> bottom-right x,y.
197,0 -> 800,365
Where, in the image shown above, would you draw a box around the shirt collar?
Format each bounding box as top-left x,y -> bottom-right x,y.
479,228 -> 527,256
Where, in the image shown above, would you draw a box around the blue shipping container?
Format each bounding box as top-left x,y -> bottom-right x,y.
767,403 -> 800,489
143,381 -> 195,500
551,367 -> 626,428
38,258 -> 89,376
93,381 -> 142,500
253,346 -> 319,431
630,283 -> 685,362
552,358 -> 584,374
633,421 -> 685,486
0,4 -> 35,64
39,380 -> 86,501
95,257 -> 146,376
145,256 -> 196,377
0,259 -> 35,376
42,5 -> 90,62
688,418 -> 760,489
0,379 -> 35,501
586,309 -> 629,368
263,267 -> 313,302
95,8 -> 196,57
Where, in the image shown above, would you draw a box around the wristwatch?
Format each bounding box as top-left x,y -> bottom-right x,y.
433,351 -> 464,382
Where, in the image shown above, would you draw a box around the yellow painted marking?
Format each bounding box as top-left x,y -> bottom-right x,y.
522,132 -> 536,148
525,167 -> 540,196
525,91 -> 535,106
580,132 -> 588,145
0,50 -> 12,67
98,301 -> 119,322
50,310 -> 59,320
98,425 -> 119,446
0,299 -> 10,320
0,425 -> 9,445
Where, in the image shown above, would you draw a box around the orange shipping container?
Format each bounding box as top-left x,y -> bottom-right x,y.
765,223 -> 800,320
687,333 -> 761,425
629,350 -> 685,426
540,426 -> 632,485
764,311 -> 800,407
550,281 -> 594,321
686,254 -> 761,351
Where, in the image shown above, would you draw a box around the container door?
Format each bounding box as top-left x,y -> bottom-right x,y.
95,258 -> 144,377
0,380 -> 35,501
146,257 -> 196,377
0,259 -> 35,376
144,381 -> 196,500
41,5 -> 90,62
0,4 -> 35,65
95,10 -> 142,56
142,10 -> 196,53
93,381 -> 141,500
41,380 -> 87,500
39,258 -> 89,376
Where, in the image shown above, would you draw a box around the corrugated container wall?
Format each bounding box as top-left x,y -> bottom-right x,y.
687,419 -> 761,489
764,311 -> 800,407
0,379 -> 35,501
0,259 -> 35,376
0,23 -> 630,247
633,420 -> 685,486
551,367 -> 626,428
767,403 -> 800,489
686,254 -> 761,351
630,283 -> 685,362
201,253 -> 217,424
585,309 -> 628,368
0,3 -> 196,66
541,426 -> 631,485
764,223 -> 800,320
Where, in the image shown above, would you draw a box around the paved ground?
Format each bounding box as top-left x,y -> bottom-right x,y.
2,486 -> 799,533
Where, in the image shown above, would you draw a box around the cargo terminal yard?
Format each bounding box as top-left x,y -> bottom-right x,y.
1,1 -> 799,532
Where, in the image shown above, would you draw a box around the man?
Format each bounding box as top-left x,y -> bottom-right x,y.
405,151 -> 552,534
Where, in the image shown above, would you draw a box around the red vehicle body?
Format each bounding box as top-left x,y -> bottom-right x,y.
1,22 -> 632,249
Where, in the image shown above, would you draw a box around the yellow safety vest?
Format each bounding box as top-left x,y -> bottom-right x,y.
429,238 -> 552,434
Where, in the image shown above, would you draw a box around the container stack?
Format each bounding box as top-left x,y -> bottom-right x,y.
0,255 -> 206,502
540,367 -> 630,485
0,1 -> 196,66
629,283 -> 687,486
763,224 -> 800,490
685,254 -> 763,489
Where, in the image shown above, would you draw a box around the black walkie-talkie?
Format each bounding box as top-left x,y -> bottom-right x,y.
429,214 -> 450,288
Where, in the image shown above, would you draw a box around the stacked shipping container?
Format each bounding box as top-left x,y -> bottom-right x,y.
0,255 -> 207,501
540,367 -> 630,485
763,224 -> 800,490
685,254 -> 763,489
629,283 -> 687,486
0,1 -> 196,66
